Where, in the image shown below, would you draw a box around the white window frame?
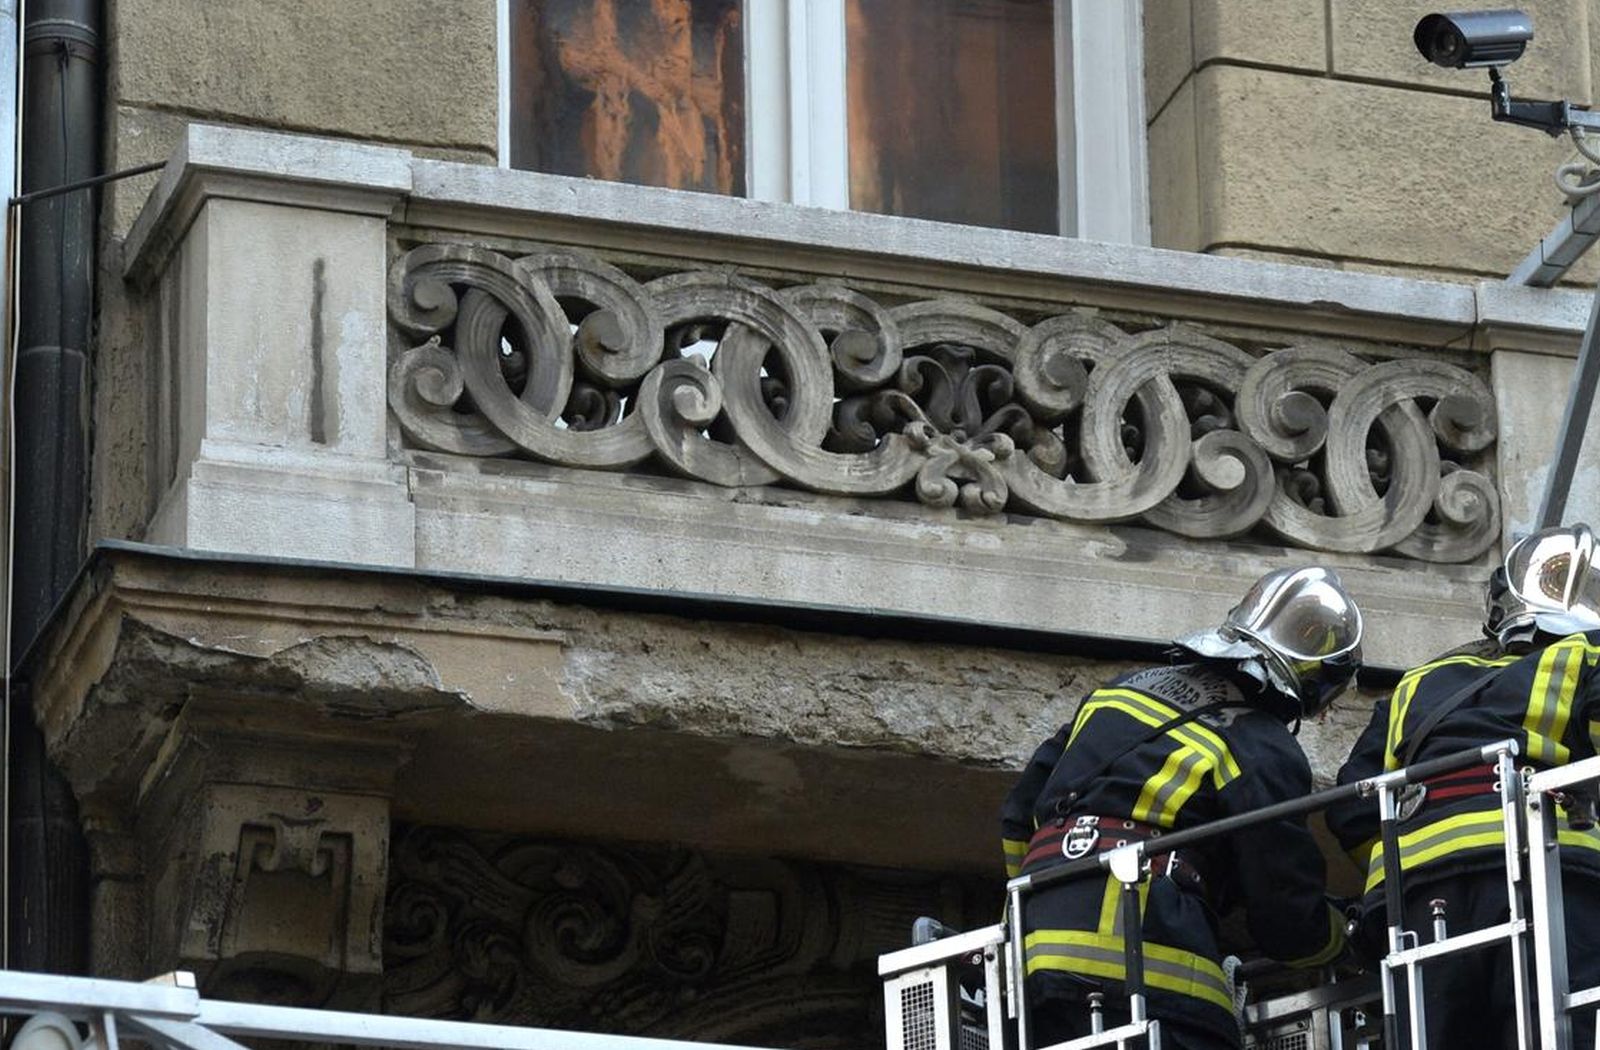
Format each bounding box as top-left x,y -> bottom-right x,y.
495,0 -> 1149,245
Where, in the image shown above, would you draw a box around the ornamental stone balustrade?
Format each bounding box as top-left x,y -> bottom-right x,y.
122,124 -> 1600,671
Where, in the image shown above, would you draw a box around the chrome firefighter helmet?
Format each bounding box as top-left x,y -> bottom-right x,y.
1484,524 -> 1600,644
1175,567 -> 1364,719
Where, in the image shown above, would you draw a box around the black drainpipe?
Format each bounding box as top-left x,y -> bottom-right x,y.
8,0 -> 100,974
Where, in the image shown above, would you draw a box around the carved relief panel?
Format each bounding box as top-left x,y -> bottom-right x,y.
383,826 -> 996,1047
387,243 -> 1499,563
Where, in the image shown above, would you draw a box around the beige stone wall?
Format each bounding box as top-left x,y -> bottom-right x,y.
102,0 -> 498,238
1145,0 -> 1596,281
94,0 -> 497,543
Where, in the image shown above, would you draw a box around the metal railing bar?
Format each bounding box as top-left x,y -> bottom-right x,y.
876,923 -> 1005,976
193,999 -> 777,1050
1528,753 -> 1600,794
122,1014 -> 253,1050
0,971 -> 199,1020
1385,919 -> 1525,966
1566,985 -> 1600,1011
1040,1018 -> 1153,1050
1011,741 -> 1516,895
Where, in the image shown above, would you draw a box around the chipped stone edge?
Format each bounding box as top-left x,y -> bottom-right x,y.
123,124 -> 414,287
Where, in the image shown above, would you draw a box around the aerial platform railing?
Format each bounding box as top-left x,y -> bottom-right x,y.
1525,751 -> 1600,1050
881,739 -> 1551,1050
0,968 -> 777,1050
0,739 -> 1590,1050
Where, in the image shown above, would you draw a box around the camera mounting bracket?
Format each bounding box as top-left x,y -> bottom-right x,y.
1489,68 -> 1600,136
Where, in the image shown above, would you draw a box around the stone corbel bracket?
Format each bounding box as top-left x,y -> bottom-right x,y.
140,716 -> 403,1007
22,549 -> 565,992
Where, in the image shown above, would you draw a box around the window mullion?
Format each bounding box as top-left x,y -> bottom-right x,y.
496,0 -> 511,167
746,0 -> 791,202
746,0 -> 847,209
797,0 -> 849,210
1063,0 -> 1151,245
1054,0 -> 1076,237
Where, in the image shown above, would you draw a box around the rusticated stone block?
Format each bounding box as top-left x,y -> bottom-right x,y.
1332,0 -> 1591,103
1143,0 -> 1194,119
110,0 -> 496,160
1190,65 -> 1576,274
1148,77 -> 1202,251
1193,0 -> 1328,73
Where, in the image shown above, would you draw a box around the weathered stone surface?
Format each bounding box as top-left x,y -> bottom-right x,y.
103,106 -> 188,241
90,235 -> 158,547
1332,0 -> 1591,103
109,0 -> 497,159
1148,77 -> 1203,252
1194,0 -> 1327,73
1213,247 -> 1342,269
1143,0 -> 1194,119
1191,65 -> 1577,274
28,552 -> 1379,879
1491,347 -> 1600,548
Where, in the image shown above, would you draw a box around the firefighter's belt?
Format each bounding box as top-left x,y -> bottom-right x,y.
1394,763 -> 1499,822
1025,815 -> 1208,896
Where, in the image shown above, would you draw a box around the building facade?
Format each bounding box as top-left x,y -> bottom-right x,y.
13,1 -> 1600,1046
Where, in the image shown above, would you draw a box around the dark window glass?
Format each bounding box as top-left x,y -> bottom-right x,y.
846,0 -> 1058,234
510,0 -> 746,196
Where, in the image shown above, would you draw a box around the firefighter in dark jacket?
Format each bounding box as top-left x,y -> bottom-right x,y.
1002,566 -> 1361,1049
1327,523 -> 1600,1049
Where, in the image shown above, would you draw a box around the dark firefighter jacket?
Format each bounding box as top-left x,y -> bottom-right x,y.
1327,630 -> 1600,907
1001,662 -> 1346,1045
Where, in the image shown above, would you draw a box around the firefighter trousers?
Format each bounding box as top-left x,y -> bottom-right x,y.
1382,870 -> 1600,1049
1029,977 -> 1235,1050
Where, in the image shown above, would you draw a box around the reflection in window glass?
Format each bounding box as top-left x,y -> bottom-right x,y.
509,0 -> 746,196
846,0 -> 1058,234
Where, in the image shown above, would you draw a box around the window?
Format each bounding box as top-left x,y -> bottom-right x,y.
499,0 -> 1148,244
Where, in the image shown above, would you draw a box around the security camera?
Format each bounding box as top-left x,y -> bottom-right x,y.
1414,9 -> 1533,68
1413,9 -> 1600,136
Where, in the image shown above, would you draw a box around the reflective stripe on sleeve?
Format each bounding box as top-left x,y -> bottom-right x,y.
1284,902 -> 1347,969
1003,838 -> 1027,879
1523,636 -> 1597,766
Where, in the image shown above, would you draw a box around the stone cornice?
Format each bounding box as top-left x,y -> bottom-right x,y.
123,124 -> 412,288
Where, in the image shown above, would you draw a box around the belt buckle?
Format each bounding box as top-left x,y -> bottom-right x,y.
1063,815 -> 1101,860
1396,783 -> 1427,822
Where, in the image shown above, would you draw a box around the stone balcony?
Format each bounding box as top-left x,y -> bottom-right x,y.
21,124 -> 1600,1006
121,124 -> 1594,669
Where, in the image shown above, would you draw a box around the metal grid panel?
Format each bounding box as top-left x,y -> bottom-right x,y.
956,1014 -> 987,1050
899,981 -> 938,1050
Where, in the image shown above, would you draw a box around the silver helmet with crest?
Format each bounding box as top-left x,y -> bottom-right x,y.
1484,524 -> 1600,644
1175,566 -> 1364,719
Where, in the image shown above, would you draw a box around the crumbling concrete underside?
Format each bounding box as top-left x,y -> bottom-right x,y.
25,544 -> 1374,1007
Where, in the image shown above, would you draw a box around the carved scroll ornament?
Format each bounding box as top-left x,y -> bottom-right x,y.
383,825 -> 992,1045
388,243 -> 1500,563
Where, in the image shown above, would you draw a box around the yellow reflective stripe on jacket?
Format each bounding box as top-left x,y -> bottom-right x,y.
1096,873 -> 1150,937
1384,676 -> 1423,772
1346,834 -> 1378,873
1003,838 -> 1027,879
1364,807 -> 1600,893
1023,929 -> 1232,1012
1066,688 -> 1241,826
1524,637 -> 1592,765
1384,654 -> 1519,771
